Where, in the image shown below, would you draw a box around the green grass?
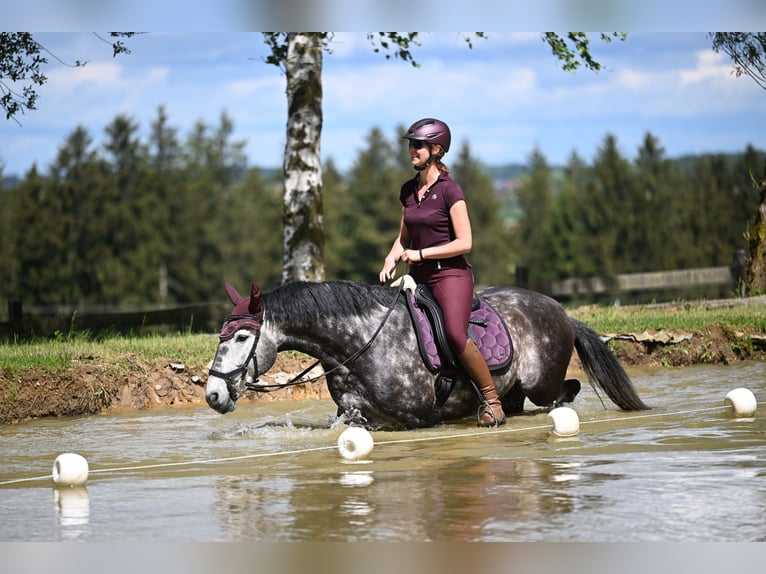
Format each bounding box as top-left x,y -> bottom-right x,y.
0,332 -> 219,372
568,301 -> 766,334
2,300 -> 765,372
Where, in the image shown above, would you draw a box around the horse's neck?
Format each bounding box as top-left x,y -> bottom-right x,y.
264,281 -> 398,361
270,314 -> 376,360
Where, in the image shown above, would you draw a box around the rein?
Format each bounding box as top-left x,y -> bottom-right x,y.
244,286 -> 403,393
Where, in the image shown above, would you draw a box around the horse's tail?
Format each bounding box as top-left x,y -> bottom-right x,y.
571,319 -> 650,411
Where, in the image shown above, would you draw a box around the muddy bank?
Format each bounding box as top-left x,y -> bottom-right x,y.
1,324 -> 764,424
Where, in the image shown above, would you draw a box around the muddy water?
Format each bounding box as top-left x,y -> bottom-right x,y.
1,362 -> 764,541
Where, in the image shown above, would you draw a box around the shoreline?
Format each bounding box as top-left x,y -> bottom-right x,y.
2,322 -> 764,425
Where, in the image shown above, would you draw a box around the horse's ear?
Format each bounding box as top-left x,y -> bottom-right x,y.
225,283 -> 244,306
249,282 -> 263,317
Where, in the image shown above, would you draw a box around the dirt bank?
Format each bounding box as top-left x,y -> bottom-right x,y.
1,324 -> 764,424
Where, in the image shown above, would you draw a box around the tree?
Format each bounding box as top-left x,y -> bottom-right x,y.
261,32 -> 623,283
746,158 -> 766,294
451,141 -> 515,286
0,33 -> 45,122
0,32 -> 133,123
513,148 -> 554,288
325,127 -> 404,282
632,133 -> 688,271
4,32 -> 625,285
710,33 -> 766,90
263,33 -> 326,284
708,33 -> 766,294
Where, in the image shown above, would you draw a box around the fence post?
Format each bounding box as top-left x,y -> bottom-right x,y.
515,265 -> 529,289
731,249 -> 747,297
9,300 -> 23,338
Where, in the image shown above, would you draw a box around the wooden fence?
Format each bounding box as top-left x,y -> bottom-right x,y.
0,301 -> 231,341
528,250 -> 748,301
0,250 -> 751,339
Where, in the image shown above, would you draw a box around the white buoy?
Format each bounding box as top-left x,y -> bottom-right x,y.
52,453 -> 89,487
548,407 -> 580,437
337,427 -> 374,461
725,387 -> 757,418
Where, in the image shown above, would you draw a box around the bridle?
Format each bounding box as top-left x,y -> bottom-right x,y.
208,313 -> 262,401
209,286 -> 403,396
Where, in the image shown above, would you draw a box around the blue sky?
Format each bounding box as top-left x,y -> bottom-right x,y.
2,32 -> 766,178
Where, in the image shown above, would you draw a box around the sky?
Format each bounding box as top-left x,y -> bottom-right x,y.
2,31 -> 766,178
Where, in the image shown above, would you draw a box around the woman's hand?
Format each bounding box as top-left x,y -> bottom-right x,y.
379,256 -> 399,283
400,249 -> 423,266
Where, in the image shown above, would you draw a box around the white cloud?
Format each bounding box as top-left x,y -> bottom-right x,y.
3,32 -> 766,177
679,50 -> 731,87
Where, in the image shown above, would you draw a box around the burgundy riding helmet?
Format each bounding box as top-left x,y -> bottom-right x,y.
403,118 -> 451,153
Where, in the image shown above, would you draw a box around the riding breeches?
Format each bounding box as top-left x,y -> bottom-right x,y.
411,265 -> 475,357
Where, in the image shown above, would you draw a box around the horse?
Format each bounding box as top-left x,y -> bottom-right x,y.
205,279 -> 649,430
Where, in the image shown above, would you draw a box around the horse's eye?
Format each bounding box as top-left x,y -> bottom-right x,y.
235,334 -> 250,343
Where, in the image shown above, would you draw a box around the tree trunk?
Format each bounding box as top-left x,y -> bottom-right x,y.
281,33 -> 324,284
745,156 -> 766,294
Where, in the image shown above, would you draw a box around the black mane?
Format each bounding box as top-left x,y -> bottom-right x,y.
263,280 -> 398,325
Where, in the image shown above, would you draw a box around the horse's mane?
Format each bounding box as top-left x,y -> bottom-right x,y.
263,280 -> 397,325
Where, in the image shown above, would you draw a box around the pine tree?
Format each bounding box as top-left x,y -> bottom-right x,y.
222,167 -> 283,293
633,133 -> 688,271
145,106 -> 181,303
451,141 -> 514,286
328,127 -> 402,282
50,126 -> 113,304
101,114 -> 154,303
513,148 -> 554,289
543,151 -> 590,281
7,167 -> 63,303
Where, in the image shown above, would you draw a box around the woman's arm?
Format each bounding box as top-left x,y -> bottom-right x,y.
401,199 -> 472,264
379,207 -> 410,282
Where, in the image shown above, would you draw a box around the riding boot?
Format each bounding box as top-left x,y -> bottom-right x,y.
458,339 -> 506,427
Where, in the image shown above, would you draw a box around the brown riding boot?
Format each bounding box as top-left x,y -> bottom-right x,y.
458,340 -> 506,427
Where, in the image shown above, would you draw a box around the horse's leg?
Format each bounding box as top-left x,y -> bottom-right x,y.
554,379 -> 581,407
517,322 -> 575,408
500,382 -> 526,414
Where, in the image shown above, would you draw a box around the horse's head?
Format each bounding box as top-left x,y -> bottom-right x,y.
206,282 -> 264,414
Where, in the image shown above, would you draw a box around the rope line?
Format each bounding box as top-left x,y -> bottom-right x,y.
0,403 -> 733,488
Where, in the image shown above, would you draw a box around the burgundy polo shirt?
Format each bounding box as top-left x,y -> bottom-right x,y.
399,172 -> 466,251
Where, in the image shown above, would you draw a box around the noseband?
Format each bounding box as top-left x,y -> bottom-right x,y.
208,313 -> 262,400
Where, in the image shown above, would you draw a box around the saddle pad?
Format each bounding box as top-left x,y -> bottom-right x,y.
406,291 -> 513,374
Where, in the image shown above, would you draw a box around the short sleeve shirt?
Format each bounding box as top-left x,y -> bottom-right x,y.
399,172 -> 466,250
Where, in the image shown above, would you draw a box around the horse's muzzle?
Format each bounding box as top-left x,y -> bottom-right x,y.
205,377 -> 238,414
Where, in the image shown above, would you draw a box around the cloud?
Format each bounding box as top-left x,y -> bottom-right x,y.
679,50 -> 731,87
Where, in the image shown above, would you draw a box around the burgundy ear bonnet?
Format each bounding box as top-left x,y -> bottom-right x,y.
218,282 -> 263,341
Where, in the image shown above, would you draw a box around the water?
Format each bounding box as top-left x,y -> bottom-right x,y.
1,362 -> 764,541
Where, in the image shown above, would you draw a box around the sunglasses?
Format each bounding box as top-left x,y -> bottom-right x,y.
408,139 -> 427,150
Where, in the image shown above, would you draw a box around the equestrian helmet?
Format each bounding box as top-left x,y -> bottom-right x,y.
403,118 -> 451,153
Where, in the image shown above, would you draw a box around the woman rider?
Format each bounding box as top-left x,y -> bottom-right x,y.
379,117 -> 506,427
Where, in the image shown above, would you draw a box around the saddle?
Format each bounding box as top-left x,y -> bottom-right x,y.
398,276 -> 513,422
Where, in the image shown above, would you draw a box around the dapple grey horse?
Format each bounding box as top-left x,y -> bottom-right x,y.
205,279 -> 648,430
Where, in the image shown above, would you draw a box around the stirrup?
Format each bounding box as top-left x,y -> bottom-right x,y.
477,403 -> 506,427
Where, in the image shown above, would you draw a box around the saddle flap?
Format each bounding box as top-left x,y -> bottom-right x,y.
405,284 -> 513,374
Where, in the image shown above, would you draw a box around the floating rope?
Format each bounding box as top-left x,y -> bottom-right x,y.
0,403 -> 737,488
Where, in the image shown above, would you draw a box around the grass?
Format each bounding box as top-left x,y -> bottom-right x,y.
0,332 -> 219,372
567,300 -> 766,334
2,299 -> 765,372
